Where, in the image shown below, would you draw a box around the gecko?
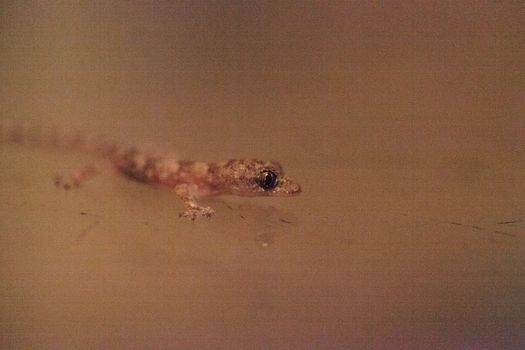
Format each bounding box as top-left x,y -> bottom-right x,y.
1,122 -> 301,220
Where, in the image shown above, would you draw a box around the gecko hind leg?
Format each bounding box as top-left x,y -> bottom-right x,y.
54,165 -> 99,190
175,184 -> 215,221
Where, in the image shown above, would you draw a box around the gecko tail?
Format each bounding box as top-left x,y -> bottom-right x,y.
0,120 -> 119,158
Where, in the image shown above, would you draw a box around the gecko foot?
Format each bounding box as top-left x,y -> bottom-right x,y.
54,174 -> 80,190
179,206 -> 215,221
54,166 -> 98,190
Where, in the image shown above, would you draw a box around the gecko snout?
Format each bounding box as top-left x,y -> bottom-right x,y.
271,175 -> 301,196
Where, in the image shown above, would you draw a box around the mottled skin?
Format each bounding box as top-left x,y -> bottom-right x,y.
1,122 -> 301,220
112,149 -> 301,220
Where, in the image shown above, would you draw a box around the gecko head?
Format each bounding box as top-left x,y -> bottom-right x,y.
214,159 -> 301,197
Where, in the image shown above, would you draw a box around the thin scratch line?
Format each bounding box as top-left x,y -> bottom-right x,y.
446,221 -> 515,238
497,219 -> 524,225
492,230 -> 517,237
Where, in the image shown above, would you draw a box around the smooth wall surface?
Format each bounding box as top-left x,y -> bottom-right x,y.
1,2 -> 524,349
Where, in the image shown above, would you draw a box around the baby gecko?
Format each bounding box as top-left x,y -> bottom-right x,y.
1,122 -> 301,220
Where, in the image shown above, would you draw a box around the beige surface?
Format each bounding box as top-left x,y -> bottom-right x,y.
1,2 -> 524,349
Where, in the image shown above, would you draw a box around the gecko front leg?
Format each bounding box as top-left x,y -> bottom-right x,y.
174,184 -> 215,221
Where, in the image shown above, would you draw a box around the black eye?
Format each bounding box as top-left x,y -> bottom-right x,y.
258,170 -> 278,190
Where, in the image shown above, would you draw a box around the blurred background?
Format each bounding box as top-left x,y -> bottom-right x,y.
1,1 -> 524,349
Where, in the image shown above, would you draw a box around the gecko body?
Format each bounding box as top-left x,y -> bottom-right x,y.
1,122 -> 301,220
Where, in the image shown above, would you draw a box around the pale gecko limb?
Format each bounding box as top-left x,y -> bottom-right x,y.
174,184 -> 215,221
54,165 -> 99,190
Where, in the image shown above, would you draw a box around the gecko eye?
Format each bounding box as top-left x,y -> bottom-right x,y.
258,169 -> 278,190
